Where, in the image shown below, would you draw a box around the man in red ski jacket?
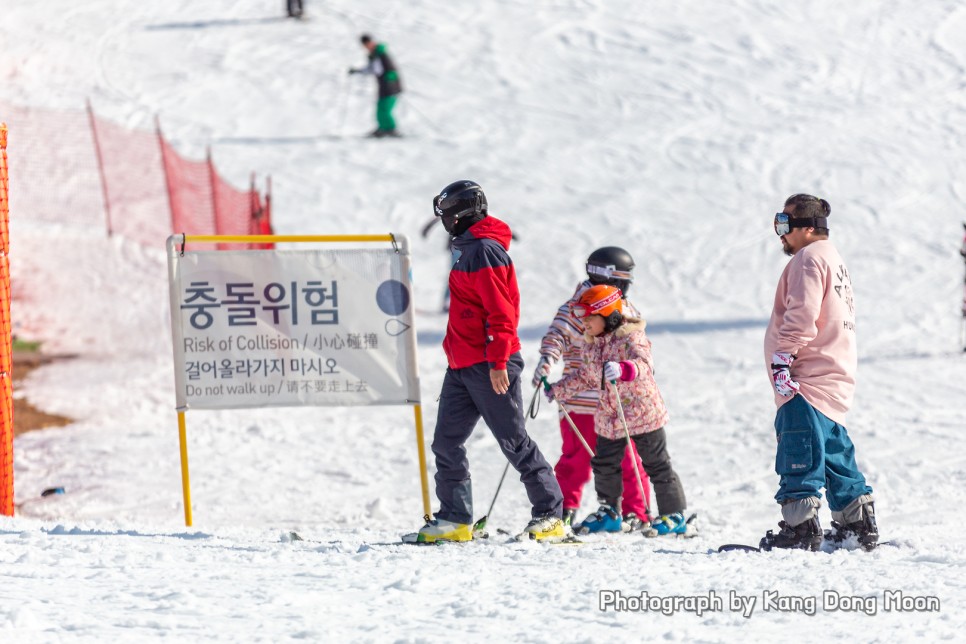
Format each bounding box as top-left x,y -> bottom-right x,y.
442,214 -> 520,372
413,180 -> 564,544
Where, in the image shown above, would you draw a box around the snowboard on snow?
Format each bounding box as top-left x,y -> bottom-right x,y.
717,539 -> 896,553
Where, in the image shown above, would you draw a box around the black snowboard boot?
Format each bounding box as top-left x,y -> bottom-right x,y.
826,502 -> 879,551
759,516 -> 823,551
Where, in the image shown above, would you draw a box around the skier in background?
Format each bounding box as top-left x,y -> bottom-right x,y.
348,34 -> 403,138
545,284 -> 690,536
286,0 -> 303,19
532,247 -> 652,531
759,193 -> 877,551
413,180 -> 565,543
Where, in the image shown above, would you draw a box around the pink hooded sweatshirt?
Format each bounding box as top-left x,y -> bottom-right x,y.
764,239 -> 857,425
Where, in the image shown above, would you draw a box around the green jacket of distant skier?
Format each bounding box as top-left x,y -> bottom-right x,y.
362,43 -> 402,99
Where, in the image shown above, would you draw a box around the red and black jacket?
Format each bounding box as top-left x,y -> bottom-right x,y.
443,216 -> 521,370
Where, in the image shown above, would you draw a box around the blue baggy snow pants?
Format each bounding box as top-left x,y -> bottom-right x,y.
774,394 -> 873,512
431,353 -> 563,524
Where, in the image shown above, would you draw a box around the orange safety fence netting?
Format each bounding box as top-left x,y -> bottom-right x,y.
1,122 -> 13,516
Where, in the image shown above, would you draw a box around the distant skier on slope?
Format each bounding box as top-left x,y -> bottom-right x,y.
286,0 -> 303,19
759,194 -> 878,551
348,34 -> 403,138
531,247 -> 653,531
412,180 -> 565,544
545,284 -> 691,537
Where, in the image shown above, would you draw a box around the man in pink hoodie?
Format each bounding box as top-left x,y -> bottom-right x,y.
760,194 -> 877,552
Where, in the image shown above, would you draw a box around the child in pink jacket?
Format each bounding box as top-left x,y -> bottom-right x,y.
546,284 -> 690,536
531,247 -> 651,531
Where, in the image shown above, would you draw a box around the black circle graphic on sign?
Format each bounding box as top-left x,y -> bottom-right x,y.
376,280 -> 410,316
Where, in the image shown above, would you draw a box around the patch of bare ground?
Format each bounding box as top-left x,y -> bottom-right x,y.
12,351 -> 73,435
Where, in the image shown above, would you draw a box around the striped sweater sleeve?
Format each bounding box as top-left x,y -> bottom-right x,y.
538,299 -> 583,363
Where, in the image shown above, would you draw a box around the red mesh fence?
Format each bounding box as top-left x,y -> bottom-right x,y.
1,123 -> 13,516
89,110 -> 171,245
0,100 -> 271,249
158,135 -> 217,250
211,165 -> 265,250
0,102 -> 105,227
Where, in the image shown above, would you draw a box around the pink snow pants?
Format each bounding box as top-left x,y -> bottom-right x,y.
553,412 -> 651,519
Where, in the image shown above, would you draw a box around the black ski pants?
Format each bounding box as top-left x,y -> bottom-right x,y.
592,428 -> 687,516
431,353 -> 563,524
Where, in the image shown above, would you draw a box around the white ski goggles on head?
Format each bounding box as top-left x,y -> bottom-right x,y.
586,263 -> 633,282
774,212 -> 828,236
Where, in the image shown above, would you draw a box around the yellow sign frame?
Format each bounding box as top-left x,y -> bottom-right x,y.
167,233 -> 432,526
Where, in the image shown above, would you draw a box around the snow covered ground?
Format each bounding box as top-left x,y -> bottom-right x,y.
3,0 -> 966,641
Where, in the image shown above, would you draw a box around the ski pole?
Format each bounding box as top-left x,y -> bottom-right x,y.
473,461 -> 510,535
541,376 -> 594,457
611,380 -> 651,519
401,90 -> 438,131
471,383 -> 542,534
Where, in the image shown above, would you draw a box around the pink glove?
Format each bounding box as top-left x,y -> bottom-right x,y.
771,352 -> 799,396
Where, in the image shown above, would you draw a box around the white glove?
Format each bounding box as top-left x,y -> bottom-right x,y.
770,352 -> 800,397
603,361 -> 622,383
531,355 -> 552,388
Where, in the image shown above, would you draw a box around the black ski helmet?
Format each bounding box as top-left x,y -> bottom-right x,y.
433,180 -> 487,235
586,246 -> 635,295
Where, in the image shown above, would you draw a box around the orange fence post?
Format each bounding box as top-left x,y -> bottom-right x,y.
1,122 -> 14,516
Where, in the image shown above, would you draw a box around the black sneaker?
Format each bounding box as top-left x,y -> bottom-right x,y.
826,503 -> 879,551
759,517 -> 823,551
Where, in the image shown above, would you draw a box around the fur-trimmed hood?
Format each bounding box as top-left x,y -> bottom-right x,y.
583,317 -> 646,343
